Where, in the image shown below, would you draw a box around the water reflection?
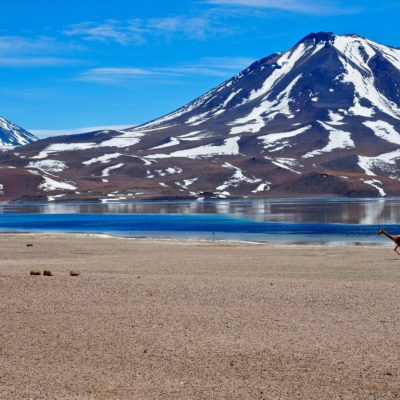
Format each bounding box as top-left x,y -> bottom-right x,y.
1,198 -> 400,225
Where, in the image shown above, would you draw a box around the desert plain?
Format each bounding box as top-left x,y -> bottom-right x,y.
0,234 -> 400,399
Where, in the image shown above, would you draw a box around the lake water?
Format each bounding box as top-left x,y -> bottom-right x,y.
0,198 -> 399,244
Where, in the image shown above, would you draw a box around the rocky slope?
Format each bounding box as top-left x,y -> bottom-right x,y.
1,32 -> 400,201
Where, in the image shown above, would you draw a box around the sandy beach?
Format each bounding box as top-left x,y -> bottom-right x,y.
1,234 -> 400,399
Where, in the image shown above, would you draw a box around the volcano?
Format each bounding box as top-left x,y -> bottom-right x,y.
1,32 -> 400,201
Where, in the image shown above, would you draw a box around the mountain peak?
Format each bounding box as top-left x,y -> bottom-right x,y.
344,33 -> 365,39
298,32 -> 371,47
299,32 -> 336,45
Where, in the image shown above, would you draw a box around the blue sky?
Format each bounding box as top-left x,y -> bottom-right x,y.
0,0 -> 399,136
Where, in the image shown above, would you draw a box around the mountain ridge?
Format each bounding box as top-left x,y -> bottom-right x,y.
0,32 -> 400,202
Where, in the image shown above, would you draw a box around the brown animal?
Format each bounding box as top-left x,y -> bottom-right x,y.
378,229 -> 400,255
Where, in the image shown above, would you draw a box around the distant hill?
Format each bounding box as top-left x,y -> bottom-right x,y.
0,116 -> 37,150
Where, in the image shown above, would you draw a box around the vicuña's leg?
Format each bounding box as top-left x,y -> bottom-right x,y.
395,246 -> 400,255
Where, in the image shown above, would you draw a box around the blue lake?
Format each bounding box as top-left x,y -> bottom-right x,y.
0,198 -> 399,244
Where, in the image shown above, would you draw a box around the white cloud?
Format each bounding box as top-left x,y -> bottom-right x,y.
0,57 -> 82,67
63,15 -> 230,44
0,36 -> 54,54
75,57 -> 254,84
158,57 -> 255,77
64,20 -> 147,45
0,35 -> 83,67
206,0 -> 362,15
146,16 -> 228,40
75,67 -> 157,83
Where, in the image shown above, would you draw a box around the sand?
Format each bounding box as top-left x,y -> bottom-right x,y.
0,234 -> 400,399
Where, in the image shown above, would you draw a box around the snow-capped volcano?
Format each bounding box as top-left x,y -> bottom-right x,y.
0,117 -> 37,150
1,32 -> 400,201
137,32 -> 400,132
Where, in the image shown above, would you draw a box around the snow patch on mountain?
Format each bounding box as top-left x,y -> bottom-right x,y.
175,177 -> 198,191
267,157 -> 302,174
83,153 -> 123,166
182,178 -> 198,188
367,40 -> 400,70
155,167 -> 182,176
27,159 -> 68,173
361,179 -> 386,197
246,44 -> 306,103
259,125 -> 311,152
216,162 -> 261,191
338,54 -> 400,119
187,111 -> 211,125
251,182 -> 271,193
334,35 -> 376,70
33,143 -> 96,159
363,120 -> 400,145
99,131 -> 144,148
177,131 -> 210,141
178,130 -> 202,138
334,35 -> 400,120
165,167 -> 182,174
102,163 -> 124,177
148,136 -> 241,159
229,75 -> 302,135
303,122 -> 354,158
328,111 -> 345,125
358,149 -> 400,177
222,89 -> 242,108
150,137 -> 180,150
39,176 -> 77,192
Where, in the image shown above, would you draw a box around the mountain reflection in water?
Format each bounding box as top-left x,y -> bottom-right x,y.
0,198 -> 398,225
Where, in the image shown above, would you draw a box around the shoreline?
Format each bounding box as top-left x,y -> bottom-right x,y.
0,231 -> 391,247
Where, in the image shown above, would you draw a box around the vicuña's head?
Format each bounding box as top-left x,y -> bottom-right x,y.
378,229 -> 385,235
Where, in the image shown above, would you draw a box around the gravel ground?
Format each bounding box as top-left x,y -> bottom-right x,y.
0,234 -> 400,399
